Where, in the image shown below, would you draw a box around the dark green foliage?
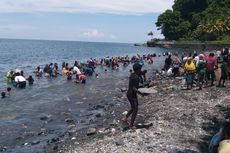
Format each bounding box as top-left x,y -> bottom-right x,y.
156,0 -> 230,41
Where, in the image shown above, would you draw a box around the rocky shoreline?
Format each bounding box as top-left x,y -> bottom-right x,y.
52,70 -> 230,153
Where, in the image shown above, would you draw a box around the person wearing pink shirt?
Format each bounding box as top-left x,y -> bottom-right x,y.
206,53 -> 218,86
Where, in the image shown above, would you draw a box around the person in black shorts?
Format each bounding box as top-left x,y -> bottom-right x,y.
123,63 -> 144,127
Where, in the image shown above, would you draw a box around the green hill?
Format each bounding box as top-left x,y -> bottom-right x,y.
156,0 -> 230,43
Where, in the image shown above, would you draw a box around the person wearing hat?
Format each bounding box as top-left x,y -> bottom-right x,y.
123,63 -> 144,128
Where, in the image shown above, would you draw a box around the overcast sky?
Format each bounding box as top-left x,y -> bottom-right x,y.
0,0 -> 173,43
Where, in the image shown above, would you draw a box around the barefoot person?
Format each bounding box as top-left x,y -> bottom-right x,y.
123,63 -> 144,127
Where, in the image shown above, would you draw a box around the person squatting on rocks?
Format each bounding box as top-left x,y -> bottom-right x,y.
123,63 -> 144,128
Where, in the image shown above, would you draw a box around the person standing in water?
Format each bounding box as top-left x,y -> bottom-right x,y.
123,63 -> 144,128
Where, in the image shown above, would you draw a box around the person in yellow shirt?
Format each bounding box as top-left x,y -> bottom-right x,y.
184,57 -> 196,89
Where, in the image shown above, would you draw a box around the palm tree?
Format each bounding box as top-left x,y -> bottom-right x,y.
148,31 -> 154,40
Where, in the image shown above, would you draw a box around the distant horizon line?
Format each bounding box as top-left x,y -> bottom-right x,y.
0,37 -> 144,44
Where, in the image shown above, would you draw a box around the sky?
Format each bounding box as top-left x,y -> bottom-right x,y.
0,0 -> 174,43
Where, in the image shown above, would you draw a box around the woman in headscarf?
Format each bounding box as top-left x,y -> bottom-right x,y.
184,57 -> 196,89
196,54 -> 206,90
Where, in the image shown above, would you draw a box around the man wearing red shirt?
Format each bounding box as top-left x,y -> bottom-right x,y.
206,53 -> 218,86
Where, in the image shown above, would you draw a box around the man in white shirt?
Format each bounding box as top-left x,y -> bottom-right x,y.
14,73 -> 26,88
73,66 -> 82,75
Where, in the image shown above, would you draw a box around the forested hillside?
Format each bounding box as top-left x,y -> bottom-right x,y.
156,0 -> 230,41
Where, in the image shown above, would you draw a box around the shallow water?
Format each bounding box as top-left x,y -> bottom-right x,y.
0,39 -> 179,152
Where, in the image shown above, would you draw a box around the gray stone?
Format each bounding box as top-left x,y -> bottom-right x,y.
115,139 -> 124,146
68,129 -> 77,136
95,113 -> 102,118
31,140 -> 40,145
65,118 -> 74,123
121,88 -> 127,92
40,116 -> 49,120
0,146 -> 7,152
68,124 -> 76,129
136,123 -> 153,129
53,145 -> 58,150
50,137 -> 59,143
86,128 -> 97,136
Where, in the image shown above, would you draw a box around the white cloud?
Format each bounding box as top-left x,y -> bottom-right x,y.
109,34 -> 117,40
0,0 -> 173,15
81,29 -> 105,38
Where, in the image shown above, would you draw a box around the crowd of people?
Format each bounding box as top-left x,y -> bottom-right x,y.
2,53 -> 156,99
121,47 -> 230,153
163,47 -> 230,90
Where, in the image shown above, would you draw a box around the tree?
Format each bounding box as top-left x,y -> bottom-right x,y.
156,10 -> 191,40
148,31 -> 154,39
156,0 -> 230,41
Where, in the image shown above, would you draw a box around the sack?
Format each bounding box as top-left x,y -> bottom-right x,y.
166,68 -> 173,76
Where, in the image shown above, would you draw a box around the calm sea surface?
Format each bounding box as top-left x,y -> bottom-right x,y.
0,39 -> 176,152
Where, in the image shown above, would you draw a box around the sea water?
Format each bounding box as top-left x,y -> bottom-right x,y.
0,39 -> 174,152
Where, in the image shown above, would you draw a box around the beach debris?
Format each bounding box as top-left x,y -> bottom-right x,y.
135,123 -> 153,129
138,88 -> 158,94
23,142 -> 29,146
111,128 -> 116,134
122,111 -> 128,115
